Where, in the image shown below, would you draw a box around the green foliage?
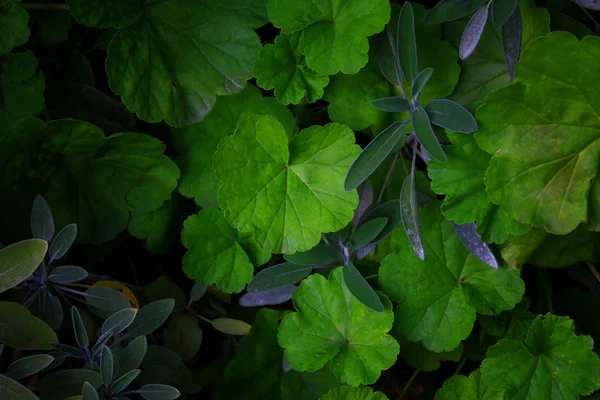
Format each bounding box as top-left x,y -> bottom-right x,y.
0,239 -> 47,293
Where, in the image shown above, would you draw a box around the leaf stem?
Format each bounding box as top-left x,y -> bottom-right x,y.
377,152 -> 399,204
196,314 -> 213,324
19,3 -> 69,11
402,369 -> 420,394
452,357 -> 467,376
587,262 -> 600,283
537,268 -> 554,314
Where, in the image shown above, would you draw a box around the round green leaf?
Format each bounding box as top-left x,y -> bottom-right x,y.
475,32 -> 600,235
163,314 -> 202,362
481,314 -> 600,399
0,1 -> 30,54
278,268 -> 399,386
0,374 -> 39,400
181,208 -> 270,294
6,354 -> 54,380
379,202 -> 525,352
436,369 -> 504,400
267,0 -> 390,75
127,194 -> 181,254
0,301 -> 57,350
214,115 -> 360,254
0,119 -> 179,244
318,386 -> 388,400
105,1 -> 266,126
428,132 -> 531,244
0,238 -> 47,293
254,33 -> 329,105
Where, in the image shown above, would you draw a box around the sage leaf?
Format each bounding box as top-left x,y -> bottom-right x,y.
361,200 -> 403,243
352,182 -> 374,226
115,336 -> 147,378
100,345 -> 113,387
71,307 -> 89,349
284,244 -> 339,266
460,6 -> 489,60
411,68 -> 434,100
452,222 -> 499,269
570,0 -> 600,10
110,369 -> 141,394
0,374 -> 38,400
398,2 -> 419,83
400,174 -> 425,260
248,263 -> 312,292
492,0 -> 519,28
211,318 -> 251,336
101,308 -> 137,335
239,285 -> 297,307
0,239 -> 47,293
6,354 -> 54,379
425,99 -> 478,133
343,262 -> 384,313
38,369 -> 101,400
425,0 -> 488,24
139,384 -> 181,400
49,265 -> 88,284
49,223 -> 77,262
501,4 -> 522,81
413,106 -> 447,162
85,287 -> 130,319
82,382 -> 99,400
352,217 -> 388,249
0,302 -> 57,350
127,299 -> 174,337
370,97 -> 410,113
31,194 -> 54,242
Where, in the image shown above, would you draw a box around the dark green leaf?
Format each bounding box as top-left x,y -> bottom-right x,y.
411,68 -> 434,100
115,336 -> 147,378
82,382 -> 99,400
373,15 -> 402,87
71,307 -> 89,349
110,369 -> 141,395
49,224 -> 77,262
452,222 -> 499,269
492,0 -> 518,28
413,106 -> 446,162
501,4 -> 522,80
39,369 -> 101,400
460,6 -> 489,60
342,262 -> 384,312
248,263 -> 312,292
144,276 -> 186,310
352,218 -> 388,249
0,302 -> 57,350
0,239 -> 47,293
0,1 -> 30,54
0,374 -> 38,400
398,2 -> 419,83
163,314 -> 202,362
31,195 -> 54,242
189,283 -> 207,302
361,200 -> 403,243
49,265 -> 88,284
344,121 -> 407,191
370,97 -> 410,113
139,384 -> 181,400
425,0 -> 488,24
91,331 -> 114,357
101,308 -> 137,335
6,354 -> 54,379
400,174 -> 425,260
100,346 -> 113,387
49,343 -> 88,359
425,99 -> 478,133
85,287 -> 130,319
127,299 -> 174,337
284,244 -> 339,266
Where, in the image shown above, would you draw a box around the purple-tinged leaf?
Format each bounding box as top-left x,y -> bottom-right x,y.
411,68 -> 434,100
352,217 -> 388,249
425,99 -> 478,133
571,0 -> 600,10
501,4 -> 522,81
400,174 -> 425,260
247,262 -> 312,292
370,97 -> 410,113
342,262 -> 384,312
425,0 -> 488,24
49,223 -> 77,263
239,285 -> 298,307
31,195 -> 54,242
413,106 -> 447,162
284,244 -> 339,266
452,222 -> 499,268
356,242 -> 377,260
492,0 -> 518,28
398,2 -> 419,83
352,182 -> 373,226
459,6 -> 489,60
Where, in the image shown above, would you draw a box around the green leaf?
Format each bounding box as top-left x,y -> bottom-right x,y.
49,266 -> 88,284
102,1 -> 266,126
254,33 -> 329,105
395,335 -> 462,372
172,84 -> 296,209
459,6 -> 489,60
222,309 -> 283,400
425,0 -> 487,24
49,224 -> 77,262
284,244 -> 339,266
30,9 -> 72,45
0,52 -> 45,138
139,384 -> 180,400
352,218 -> 388,249
399,173 -> 425,260
413,105 -> 446,162
428,132 -> 531,244
501,4 -> 521,81
279,268 -> 399,386
379,202 -> 525,352
425,99 -> 477,133
0,119 -> 179,244
342,262 -> 384,312
0,302 -> 57,350
110,369 -> 140,394
39,369 -> 101,400
479,299 -> 535,342
480,314 -> 600,399
127,193 -> 181,254
475,32 -> 600,235
0,239 -> 47,293
267,0 -> 390,75
436,369 -> 504,400
0,1 -> 29,54
115,336 -> 147,378
6,354 -> 54,379
181,208 -> 270,294
100,346 -> 113,387
31,195 -> 54,242
212,318 -> 251,336
248,263 -> 311,292
411,68 -> 434,100
398,2 -> 418,83
345,121 -> 407,191
318,386 -> 388,400
144,276 -> 186,311
281,367 -> 344,400
81,382 -> 98,400
492,0 -> 519,28
370,97 -> 411,113
0,374 -> 39,400
447,0 -> 549,108
128,299 -> 175,337
66,0 -> 142,29
71,307 -> 89,349
163,314 -> 202,362
85,288 -> 131,319
360,200 -> 403,243
215,115 -> 360,254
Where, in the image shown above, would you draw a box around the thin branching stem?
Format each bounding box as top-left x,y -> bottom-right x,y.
402,369 -> 420,394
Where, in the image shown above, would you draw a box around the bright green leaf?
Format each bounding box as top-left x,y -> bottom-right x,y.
215,115 -> 360,254
163,314 -> 202,362
0,239 -> 47,293
0,1 -> 29,54
254,33 -> 329,105
0,302 -> 57,350
379,202 -> 525,352
181,208 -> 270,294
267,0 -> 390,75
435,369 -> 504,400
475,32 -> 600,235
0,118 -> 179,244
480,314 -> 600,399
0,374 -> 39,400
318,386 -> 388,400
278,268 -> 399,386
428,132 -> 531,244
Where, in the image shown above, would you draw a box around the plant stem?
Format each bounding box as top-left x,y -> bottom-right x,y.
452,358 -> 467,376
402,369 -> 420,394
364,274 -> 378,280
20,3 -> 69,11
587,262 -> 600,283
377,152 -> 399,203
196,314 -> 213,324
579,5 -> 600,31
537,268 -> 554,314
